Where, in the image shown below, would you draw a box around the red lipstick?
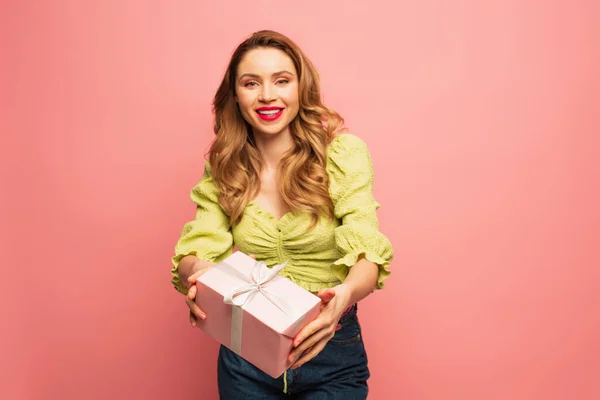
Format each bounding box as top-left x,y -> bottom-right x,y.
256,107 -> 284,121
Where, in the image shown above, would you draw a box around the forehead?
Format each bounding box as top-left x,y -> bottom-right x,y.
237,47 -> 297,77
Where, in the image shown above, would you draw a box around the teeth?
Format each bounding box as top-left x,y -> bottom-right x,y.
257,109 -> 281,115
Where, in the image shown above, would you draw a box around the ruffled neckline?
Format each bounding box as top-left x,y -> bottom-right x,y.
247,200 -> 297,225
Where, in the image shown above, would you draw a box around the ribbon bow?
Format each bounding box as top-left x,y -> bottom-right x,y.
223,260 -> 294,317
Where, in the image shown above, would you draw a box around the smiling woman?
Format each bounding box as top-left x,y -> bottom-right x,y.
209,32 -> 345,228
170,30 -> 393,399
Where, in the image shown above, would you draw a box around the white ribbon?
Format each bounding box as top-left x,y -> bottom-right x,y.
223,260 -> 296,355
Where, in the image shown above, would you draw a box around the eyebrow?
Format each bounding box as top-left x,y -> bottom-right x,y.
238,70 -> 295,80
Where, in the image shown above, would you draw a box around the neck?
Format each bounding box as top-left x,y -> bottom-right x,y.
253,128 -> 294,170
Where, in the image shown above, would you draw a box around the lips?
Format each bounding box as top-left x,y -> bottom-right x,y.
256,107 -> 284,121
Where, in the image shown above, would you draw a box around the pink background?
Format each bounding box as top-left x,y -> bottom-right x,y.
2,1 -> 598,399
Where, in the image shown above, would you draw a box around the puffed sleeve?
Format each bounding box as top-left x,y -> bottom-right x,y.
327,134 -> 394,289
170,162 -> 234,295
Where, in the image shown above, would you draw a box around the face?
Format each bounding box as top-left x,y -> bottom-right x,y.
235,47 -> 300,138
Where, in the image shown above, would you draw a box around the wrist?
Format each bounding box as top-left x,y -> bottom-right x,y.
334,283 -> 354,310
183,258 -> 216,287
179,255 -> 200,288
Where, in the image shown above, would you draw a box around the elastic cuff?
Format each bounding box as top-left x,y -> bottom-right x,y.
332,250 -> 391,289
171,277 -> 189,296
171,251 -> 199,296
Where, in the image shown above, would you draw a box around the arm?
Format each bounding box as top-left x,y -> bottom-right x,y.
171,162 -> 233,324
289,134 -> 394,368
327,134 -> 394,292
170,162 -> 233,295
334,255 -> 380,307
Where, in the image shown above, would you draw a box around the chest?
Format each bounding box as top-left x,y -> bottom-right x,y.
231,202 -> 340,258
252,169 -> 290,221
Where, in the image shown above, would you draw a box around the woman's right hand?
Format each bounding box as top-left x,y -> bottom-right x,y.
181,254 -> 255,327
180,257 -> 215,327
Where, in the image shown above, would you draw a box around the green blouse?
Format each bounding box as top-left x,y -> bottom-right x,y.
170,134 -> 393,295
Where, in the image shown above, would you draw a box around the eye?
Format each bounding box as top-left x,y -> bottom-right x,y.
276,79 -> 289,85
244,81 -> 258,87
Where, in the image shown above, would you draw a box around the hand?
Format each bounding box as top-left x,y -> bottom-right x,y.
288,284 -> 352,369
185,259 -> 215,327
185,254 -> 256,327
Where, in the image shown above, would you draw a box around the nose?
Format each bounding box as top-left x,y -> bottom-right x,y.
258,83 -> 276,102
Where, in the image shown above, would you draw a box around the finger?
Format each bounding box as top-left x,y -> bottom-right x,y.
188,272 -> 202,283
317,288 -> 336,303
290,326 -> 332,362
249,254 -> 256,260
293,314 -> 333,347
187,285 -> 197,300
292,339 -> 328,369
290,345 -> 312,366
189,311 -> 197,327
188,266 -> 211,283
185,297 -> 206,320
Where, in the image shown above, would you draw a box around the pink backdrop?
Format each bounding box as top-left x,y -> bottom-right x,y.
2,1 -> 599,399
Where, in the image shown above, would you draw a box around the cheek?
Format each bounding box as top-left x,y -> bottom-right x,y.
281,91 -> 299,108
236,90 -> 254,107
236,95 -> 255,114
288,98 -> 300,116
234,100 -> 253,125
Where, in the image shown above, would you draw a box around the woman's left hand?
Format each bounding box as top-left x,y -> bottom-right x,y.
288,284 -> 352,369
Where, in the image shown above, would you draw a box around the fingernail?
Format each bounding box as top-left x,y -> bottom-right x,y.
199,313 -> 206,320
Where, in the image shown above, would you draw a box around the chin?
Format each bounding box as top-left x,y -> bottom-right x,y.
252,123 -> 289,137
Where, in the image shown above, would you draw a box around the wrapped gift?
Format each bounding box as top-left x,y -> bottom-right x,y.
194,251 -> 322,378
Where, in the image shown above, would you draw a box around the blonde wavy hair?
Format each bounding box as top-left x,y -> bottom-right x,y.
209,30 -> 346,227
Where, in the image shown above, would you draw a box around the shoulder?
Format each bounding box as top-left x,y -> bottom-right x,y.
203,160 -> 213,176
327,133 -> 370,158
326,133 -> 373,174
326,133 -> 375,202
191,160 -> 220,201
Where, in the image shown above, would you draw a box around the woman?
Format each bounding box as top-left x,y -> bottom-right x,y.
171,30 -> 393,399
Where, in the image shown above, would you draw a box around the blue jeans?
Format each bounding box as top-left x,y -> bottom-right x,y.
217,304 -> 370,399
